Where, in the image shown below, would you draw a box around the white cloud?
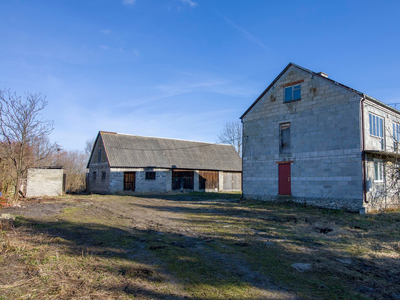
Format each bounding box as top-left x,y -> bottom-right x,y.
101,29 -> 113,34
100,45 -> 109,50
181,0 -> 198,7
122,0 -> 136,6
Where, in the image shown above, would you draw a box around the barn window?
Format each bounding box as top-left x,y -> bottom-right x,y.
93,172 -> 97,181
101,171 -> 106,181
145,172 -> 156,180
98,149 -> 102,163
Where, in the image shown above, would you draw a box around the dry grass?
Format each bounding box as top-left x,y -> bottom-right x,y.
0,194 -> 399,299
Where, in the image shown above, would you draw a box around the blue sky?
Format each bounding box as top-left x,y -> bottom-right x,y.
1,0 -> 400,151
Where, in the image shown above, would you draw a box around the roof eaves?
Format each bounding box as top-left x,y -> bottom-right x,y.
363,94 -> 400,115
240,62 -> 294,120
86,132 -> 101,168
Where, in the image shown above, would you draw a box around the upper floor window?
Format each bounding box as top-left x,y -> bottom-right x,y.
280,123 -> 291,153
97,149 -> 102,163
284,84 -> 301,102
369,113 -> 383,138
393,123 -> 400,141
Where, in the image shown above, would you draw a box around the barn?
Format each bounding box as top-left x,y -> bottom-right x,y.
87,131 -> 242,194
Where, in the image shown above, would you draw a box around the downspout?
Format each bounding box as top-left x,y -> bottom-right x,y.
361,95 -> 368,204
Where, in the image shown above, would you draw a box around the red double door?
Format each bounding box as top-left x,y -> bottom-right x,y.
278,163 -> 291,195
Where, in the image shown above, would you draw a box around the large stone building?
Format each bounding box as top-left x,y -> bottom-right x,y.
241,63 -> 400,213
87,131 -> 242,194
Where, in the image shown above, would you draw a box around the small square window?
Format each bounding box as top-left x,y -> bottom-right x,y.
145,172 -> 156,180
284,85 -> 301,102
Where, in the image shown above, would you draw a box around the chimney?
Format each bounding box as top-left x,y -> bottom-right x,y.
317,72 -> 328,78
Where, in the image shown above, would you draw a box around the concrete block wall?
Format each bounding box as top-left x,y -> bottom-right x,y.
26,168 -> 64,197
363,101 -> 400,211
109,168 -> 171,193
88,163 -> 110,193
364,155 -> 400,212
363,100 -> 400,152
242,65 -> 364,211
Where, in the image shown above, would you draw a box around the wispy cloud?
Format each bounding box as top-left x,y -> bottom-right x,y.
122,0 -> 136,6
212,9 -> 269,51
101,29 -> 113,34
100,45 -> 109,50
181,0 -> 198,7
117,71 -> 258,108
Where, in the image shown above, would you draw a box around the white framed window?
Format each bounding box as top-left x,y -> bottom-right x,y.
393,123 -> 400,141
369,113 -> 384,138
284,85 -> 301,102
373,160 -> 384,182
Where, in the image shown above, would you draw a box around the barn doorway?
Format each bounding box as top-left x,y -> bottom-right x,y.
124,172 -> 136,191
172,170 -> 194,190
199,170 -> 219,192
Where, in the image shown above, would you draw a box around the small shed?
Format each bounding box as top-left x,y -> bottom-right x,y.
25,167 -> 65,197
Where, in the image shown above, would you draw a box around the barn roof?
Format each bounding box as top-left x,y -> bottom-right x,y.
89,131 -> 242,172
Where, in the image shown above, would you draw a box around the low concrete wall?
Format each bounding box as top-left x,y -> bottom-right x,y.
26,168 -> 64,197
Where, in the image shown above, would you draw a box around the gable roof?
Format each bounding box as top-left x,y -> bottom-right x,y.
89,131 -> 242,172
240,62 -> 400,119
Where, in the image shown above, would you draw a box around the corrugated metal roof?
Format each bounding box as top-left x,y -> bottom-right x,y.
98,132 -> 242,171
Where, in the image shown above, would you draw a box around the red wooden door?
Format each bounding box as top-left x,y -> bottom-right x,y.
278,163 -> 291,195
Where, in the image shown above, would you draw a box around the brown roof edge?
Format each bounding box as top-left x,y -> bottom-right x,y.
86,131 -> 112,169
240,62 -> 293,120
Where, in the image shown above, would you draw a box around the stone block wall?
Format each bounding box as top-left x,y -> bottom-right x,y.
26,168 -> 64,197
242,65 -> 364,211
87,163 -> 110,193
108,168 -> 171,193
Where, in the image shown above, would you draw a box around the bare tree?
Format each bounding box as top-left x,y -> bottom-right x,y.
85,137 -> 96,159
217,121 -> 243,156
0,90 -> 56,200
52,149 -> 87,193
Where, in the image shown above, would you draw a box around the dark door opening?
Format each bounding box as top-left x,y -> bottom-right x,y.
172,170 -> 194,190
278,163 -> 291,195
124,172 -> 136,191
